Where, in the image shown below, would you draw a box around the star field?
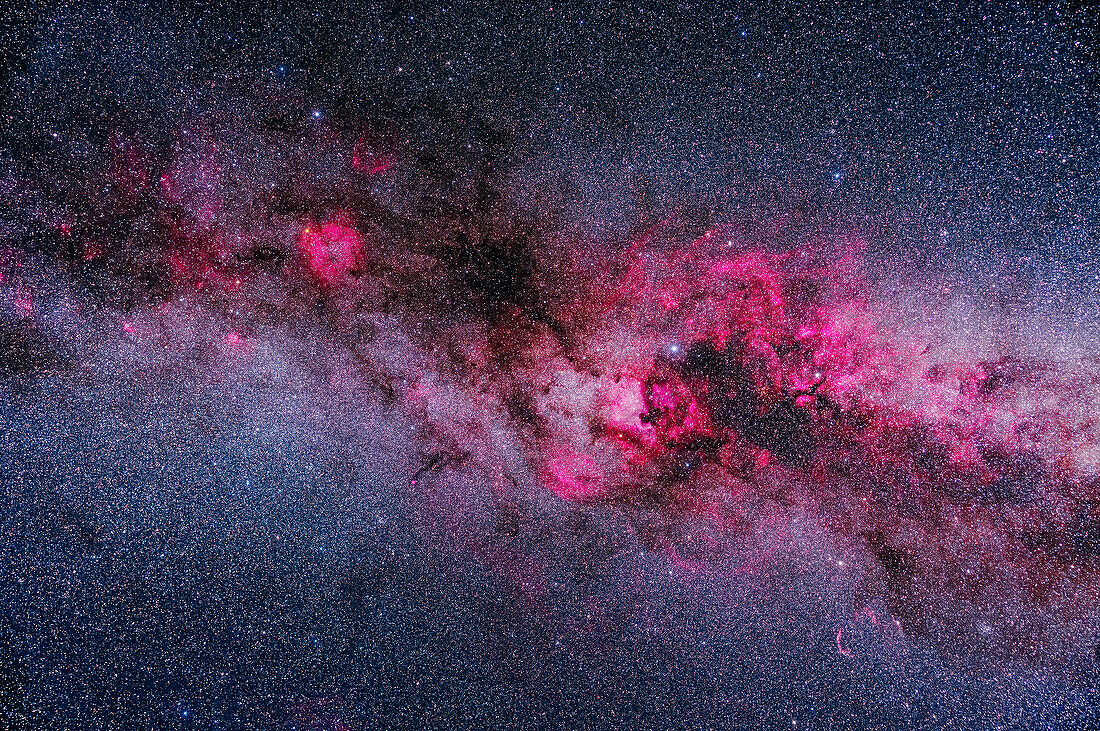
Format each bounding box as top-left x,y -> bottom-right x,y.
1,2 -> 1099,729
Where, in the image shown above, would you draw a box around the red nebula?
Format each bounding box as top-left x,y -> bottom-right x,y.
351,131 -> 397,175
545,449 -> 608,502
297,222 -> 365,283
526,231 -> 1100,660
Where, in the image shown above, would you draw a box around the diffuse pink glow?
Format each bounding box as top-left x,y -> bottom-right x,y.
527,230 -> 1100,656
546,449 -> 607,502
134,131 -> 1100,665
297,221 -> 365,283
351,131 -> 397,176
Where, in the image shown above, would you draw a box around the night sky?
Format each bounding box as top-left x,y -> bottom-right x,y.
2,2 -> 1100,729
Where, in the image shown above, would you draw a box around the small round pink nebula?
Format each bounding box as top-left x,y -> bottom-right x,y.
297,222 -> 364,283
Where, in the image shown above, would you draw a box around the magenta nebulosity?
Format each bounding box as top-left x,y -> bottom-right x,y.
536,234 -> 1100,659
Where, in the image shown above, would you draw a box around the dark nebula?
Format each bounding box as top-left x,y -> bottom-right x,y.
2,1 -> 1100,729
